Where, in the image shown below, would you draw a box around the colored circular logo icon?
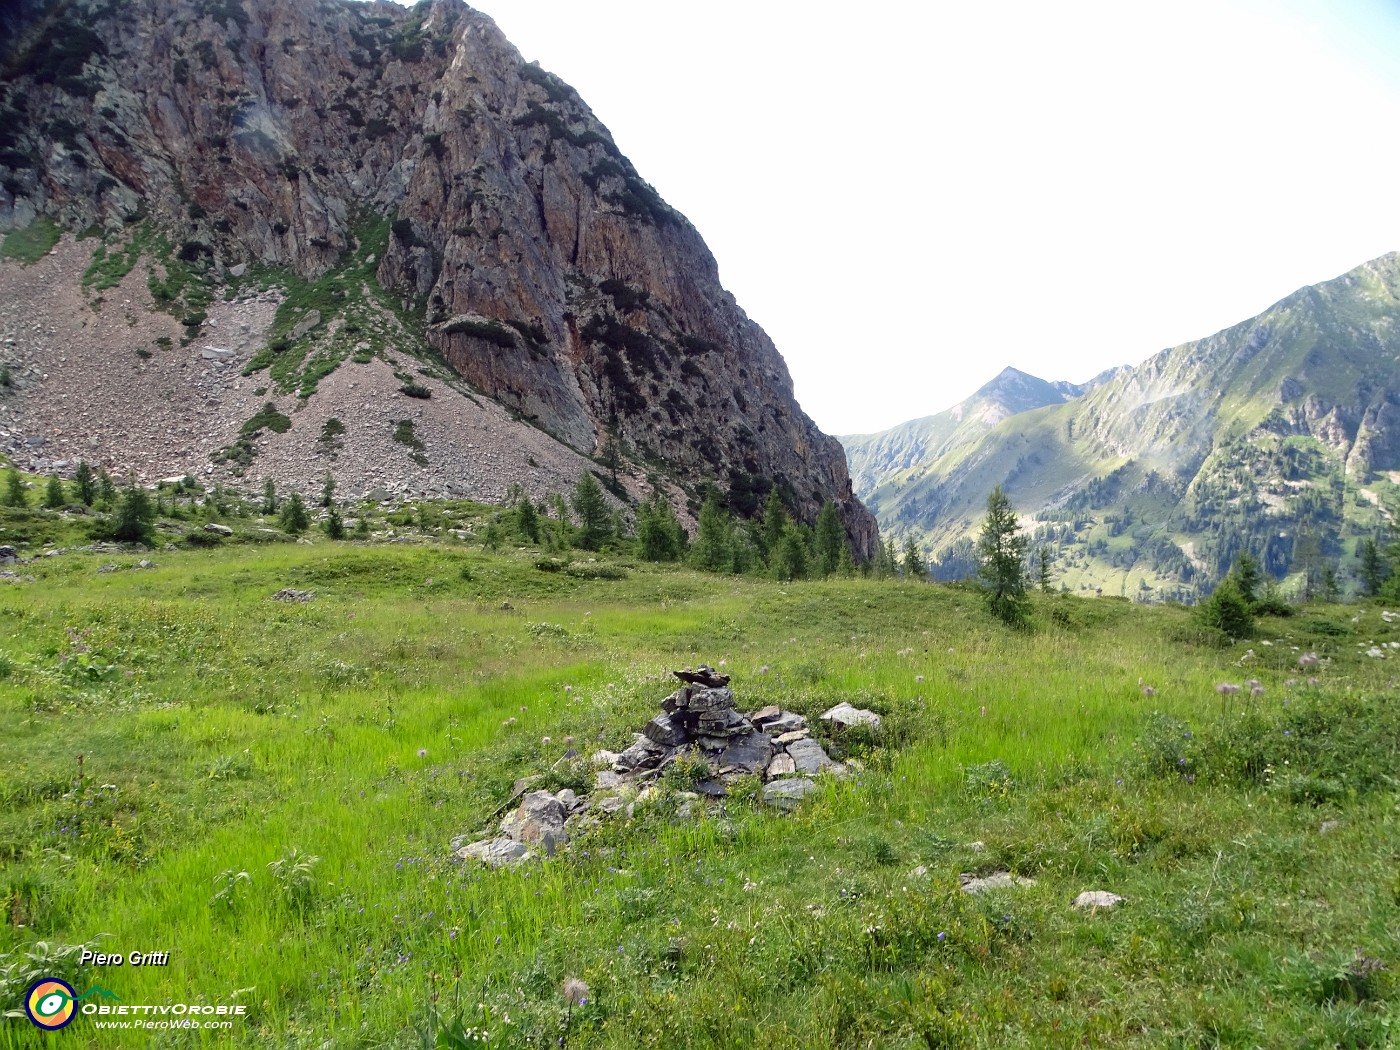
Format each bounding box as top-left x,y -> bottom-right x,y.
25,978 -> 77,1030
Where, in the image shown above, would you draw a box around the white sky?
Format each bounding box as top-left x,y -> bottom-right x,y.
378,0 -> 1400,435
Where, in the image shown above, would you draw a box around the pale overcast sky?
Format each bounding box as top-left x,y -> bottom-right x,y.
377,0 -> 1400,435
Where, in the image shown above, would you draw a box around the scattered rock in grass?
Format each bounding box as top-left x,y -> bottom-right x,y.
909,865 -> 929,878
596,796 -> 627,815
960,871 -> 1037,894
763,777 -> 817,810
272,588 -> 315,602
137,559 -> 155,569
97,564 -> 118,573
589,749 -> 619,768
455,836 -> 531,867
1072,890 -> 1124,910
821,702 -> 882,729
203,523 -> 233,536
499,790 -> 569,856
0,545 -> 16,563
1319,819 -> 1341,834
968,841 -> 986,852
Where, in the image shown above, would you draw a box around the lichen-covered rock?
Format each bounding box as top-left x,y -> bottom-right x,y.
820,703 -> 882,729
763,778 -> 817,810
1071,891 -> 1124,910
960,872 -> 1037,894
456,837 -> 531,868
785,737 -> 836,774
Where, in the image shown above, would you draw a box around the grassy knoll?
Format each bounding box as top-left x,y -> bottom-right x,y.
0,527 -> 1397,1046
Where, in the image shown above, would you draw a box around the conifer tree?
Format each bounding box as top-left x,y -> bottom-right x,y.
73,461 -> 95,506
515,494 -> 540,543
637,492 -> 684,562
3,465 -> 26,508
263,478 -> 278,515
96,468 -> 115,504
1037,546 -> 1053,593
323,504 -> 344,539
571,471 -> 611,550
772,523 -> 809,581
761,488 -> 789,565
837,545 -> 857,578
1361,537 -> 1386,596
44,473 -> 65,509
690,489 -> 734,572
901,537 -> 925,580
977,486 -> 1029,625
320,472 -> 336,508
279,492 -> 309,534
110,479 -> 155,543
814,501 -> 844,577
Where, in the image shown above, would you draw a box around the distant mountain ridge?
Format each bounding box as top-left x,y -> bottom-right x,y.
842,254 -> 1400,599
841,364 -> 1124,501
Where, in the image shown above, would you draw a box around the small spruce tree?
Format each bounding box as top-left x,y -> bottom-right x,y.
323,504 -> 344,540
515,494 -> 540,543
901,537 -> 925,580
320,472 -> 336,508
110,479 -> 155,543
977,486 -> 1029,625
772,523 -> 809,581
690,489 -> 734,572
3,465 -> 26,508
279,492 -> 309,534
1037,546 -> 1053,593
637,492 -> 683,562
571,471 -> 611,550
44,473 -> 65,509
761,488 -> 789,565
814,501 -> 844,578
1361,537 -> 1386,596
73,461 -> 95,506
96,468 -> 115,503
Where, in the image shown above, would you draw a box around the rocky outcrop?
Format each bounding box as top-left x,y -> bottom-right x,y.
0,0 -> 876,554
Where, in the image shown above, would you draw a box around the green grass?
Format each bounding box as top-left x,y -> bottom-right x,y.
0,216 -> 61,264
0,521 -> 1396,1047
82,227 -> 155,292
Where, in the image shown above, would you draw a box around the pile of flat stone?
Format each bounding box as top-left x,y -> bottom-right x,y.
453,667 -> 885,866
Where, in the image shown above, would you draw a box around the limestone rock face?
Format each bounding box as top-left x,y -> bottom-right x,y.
0,0 -> 877,555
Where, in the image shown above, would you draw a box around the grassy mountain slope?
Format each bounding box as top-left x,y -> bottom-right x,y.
0,528 -> 1397,1047
857,253 -> 1400,599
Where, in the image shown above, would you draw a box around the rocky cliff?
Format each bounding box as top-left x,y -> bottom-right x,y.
0,0 -> 876,555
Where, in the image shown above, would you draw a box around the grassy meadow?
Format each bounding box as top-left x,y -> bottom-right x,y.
0,494 -> 1398,1047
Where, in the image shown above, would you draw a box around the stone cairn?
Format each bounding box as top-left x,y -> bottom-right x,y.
454,666 -> 882,867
